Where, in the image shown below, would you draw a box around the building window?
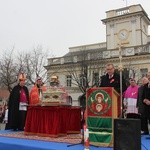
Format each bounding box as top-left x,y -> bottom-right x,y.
66,75 -> 72,87
73,56 -> 77,62
60,58 -> 64,64
140,68 -> 148,77
79,74 -> 86,87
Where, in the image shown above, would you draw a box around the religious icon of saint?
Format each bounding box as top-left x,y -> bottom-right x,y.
91,93 -> 108,112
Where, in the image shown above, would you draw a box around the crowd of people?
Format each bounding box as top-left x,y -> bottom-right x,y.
0,63 -> 150,135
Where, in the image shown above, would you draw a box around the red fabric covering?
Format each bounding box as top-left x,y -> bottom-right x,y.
24,106 -> 81,137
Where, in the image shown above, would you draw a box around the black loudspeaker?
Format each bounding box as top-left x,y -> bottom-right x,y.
114,118 -> 141,150
126,113 -> 141,119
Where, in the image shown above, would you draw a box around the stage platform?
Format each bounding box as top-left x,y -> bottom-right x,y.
0,130 -> 150,150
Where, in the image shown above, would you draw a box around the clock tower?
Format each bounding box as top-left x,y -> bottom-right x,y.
102,4 -> 150,50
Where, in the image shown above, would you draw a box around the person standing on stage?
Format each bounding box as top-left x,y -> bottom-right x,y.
99,63 -> 127,93
142,72 -> 150,134
137,77 -> 149,134
7,72 -> 29,131
29,77 -> 46,105
0,105 -> 5,124
124,78 -> 139,114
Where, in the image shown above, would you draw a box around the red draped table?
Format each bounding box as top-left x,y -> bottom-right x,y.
24,105 -> 81,137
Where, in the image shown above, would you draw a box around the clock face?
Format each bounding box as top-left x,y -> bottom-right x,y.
117,29 -> 129,41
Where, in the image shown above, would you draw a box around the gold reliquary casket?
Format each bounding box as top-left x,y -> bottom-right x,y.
41,87 -> 68,106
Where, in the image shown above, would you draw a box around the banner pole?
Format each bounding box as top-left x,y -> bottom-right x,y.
118,44 -> 123,118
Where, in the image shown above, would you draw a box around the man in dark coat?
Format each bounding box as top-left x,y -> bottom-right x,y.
142,72 -> 150,134
99,63 -> 127,117
100,63 -> 127,93
137,77 -> 149,134
7,73 -> 29,131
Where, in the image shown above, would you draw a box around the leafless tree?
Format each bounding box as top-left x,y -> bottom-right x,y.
17,46 -> 49,86
0,49 -> 19,92
0,46 -> 50,92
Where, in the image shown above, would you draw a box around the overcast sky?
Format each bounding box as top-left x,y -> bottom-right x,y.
0,0 -> 150,57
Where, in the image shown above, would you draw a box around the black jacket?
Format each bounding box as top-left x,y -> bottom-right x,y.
137,85 -> 145,114
100,72 -> 127,94
142,83 -> 150,118
8,84 -> 29,129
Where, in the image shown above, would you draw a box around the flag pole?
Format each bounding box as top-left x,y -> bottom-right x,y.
126,0 -> 128,7
123,0 -> 128,7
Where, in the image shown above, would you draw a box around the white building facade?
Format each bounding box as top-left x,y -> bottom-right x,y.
45,4 -> 150,106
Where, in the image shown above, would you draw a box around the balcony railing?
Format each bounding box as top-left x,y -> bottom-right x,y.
47,44 -> 150,65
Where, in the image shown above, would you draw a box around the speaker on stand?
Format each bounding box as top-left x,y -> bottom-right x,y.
114,118 -> 141,150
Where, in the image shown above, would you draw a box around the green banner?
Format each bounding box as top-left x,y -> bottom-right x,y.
87,117 -> 113,147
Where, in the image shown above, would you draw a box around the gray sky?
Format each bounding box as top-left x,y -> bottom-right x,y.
0,0 -> 150,57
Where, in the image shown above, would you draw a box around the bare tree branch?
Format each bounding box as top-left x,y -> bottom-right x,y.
17,45 -> 48,86
0,48 -> 18,92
